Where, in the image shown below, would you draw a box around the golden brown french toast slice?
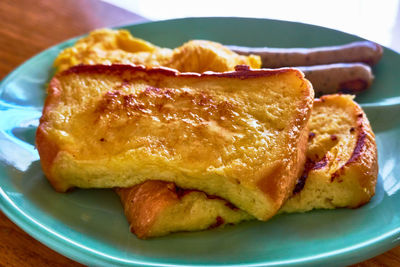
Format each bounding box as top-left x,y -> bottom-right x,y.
36,64 -> 313,220
281,94 -> 378,212
116,94 -> 377,239
116,181 -> 253,239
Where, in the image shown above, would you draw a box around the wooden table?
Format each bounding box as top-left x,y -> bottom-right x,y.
0,0 -> 399,266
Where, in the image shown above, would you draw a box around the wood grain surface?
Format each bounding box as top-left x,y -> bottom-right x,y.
0,0 -> 398,266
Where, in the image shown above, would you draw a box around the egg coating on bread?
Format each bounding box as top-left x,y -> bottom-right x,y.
36,64 -> 313,220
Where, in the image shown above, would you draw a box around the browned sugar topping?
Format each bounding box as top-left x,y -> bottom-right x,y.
95,88 -> 236,124
208,216 -> 225,229
173,185 -> 240,211
331,115 -> 367,182
293,155 -> 328,195
62,63 -> 299,80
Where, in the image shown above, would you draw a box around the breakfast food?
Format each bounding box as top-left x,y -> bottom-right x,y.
297,63 -> 374,95
54,29 -> 261,73
36,64 -> 314,220
38,27 -> 379,239
115,181 -> 253,239
54,29 -> 381,95
281,94 -> 378,212
116,94 -> 378,238
228,40 -> 383,68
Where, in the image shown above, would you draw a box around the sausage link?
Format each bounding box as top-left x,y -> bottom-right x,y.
228,41 -> 383,68
297,63 -> 374,96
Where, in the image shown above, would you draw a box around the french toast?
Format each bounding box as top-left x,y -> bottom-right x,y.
281,94 -> 378,212
54,29 -> 261,73
36,64 -> 313,220
116,181 -> 253,239
116,94 -> 378,238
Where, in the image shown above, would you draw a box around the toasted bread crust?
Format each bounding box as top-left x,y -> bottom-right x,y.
36,78 -> 63,190
61,63 -> 297,79
116,181 -> 181,239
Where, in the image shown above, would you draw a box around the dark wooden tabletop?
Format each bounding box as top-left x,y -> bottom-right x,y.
0,0 -> 399,266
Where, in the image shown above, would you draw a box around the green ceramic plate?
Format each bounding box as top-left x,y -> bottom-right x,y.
1,17 -> 400,267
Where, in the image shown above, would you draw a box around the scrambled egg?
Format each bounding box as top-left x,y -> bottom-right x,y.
54,29 -> 261,73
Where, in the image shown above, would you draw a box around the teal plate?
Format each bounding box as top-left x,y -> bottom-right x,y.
1,17 -> 400,267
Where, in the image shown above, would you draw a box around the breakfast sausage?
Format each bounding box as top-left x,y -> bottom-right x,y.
297,63 -> 374,96
227,41 -> 383,68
